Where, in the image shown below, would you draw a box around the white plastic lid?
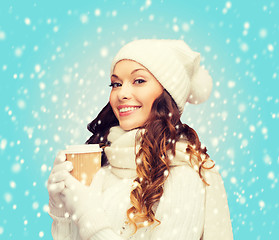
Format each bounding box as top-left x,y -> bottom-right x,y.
65,144 -> 102,154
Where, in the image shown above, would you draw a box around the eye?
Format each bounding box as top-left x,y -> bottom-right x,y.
109,82 -> 122,88
134,79 -> 146,84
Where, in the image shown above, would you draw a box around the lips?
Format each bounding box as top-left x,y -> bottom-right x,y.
118,105 -> 141,116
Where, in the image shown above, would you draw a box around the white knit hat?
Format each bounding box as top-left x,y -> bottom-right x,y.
111,39 -> 213,113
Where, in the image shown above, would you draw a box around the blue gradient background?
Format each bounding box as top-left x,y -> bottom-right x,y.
0,0 -> 278,239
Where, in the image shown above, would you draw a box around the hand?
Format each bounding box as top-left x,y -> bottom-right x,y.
61,169 -> 110,239
60,173 -> 102,222
47,151 -> 73,216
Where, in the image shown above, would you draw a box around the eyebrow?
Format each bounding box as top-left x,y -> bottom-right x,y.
130,68 -> 147,75
111,68 -> 147,79
111,74 -> 119,79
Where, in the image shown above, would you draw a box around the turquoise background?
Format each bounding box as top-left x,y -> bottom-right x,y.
0,0 -> 278,239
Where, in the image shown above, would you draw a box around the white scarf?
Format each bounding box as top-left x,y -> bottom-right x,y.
104,126 -> 193,179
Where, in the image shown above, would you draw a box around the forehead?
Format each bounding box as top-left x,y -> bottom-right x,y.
112,60 -> 149,75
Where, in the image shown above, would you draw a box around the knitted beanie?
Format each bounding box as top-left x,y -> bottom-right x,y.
111,39 -> 213,113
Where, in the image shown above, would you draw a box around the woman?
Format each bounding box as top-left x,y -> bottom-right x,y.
47,39 -> 233,240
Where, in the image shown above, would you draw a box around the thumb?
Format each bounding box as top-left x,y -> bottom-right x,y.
64,173 -> 81,191
89,168 -> 105,195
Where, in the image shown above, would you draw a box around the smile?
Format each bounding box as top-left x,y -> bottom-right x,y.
118,106 -> 141,116
119,106 -> 140,113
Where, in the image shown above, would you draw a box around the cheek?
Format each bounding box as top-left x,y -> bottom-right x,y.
145,89 -> 162,106
109,92 -> 119,117
141,96 -> 155,116
109,92 -> 115,106
142,89 -> 163,115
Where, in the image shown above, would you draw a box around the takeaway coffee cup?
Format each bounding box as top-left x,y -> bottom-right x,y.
65,144 -> 102,186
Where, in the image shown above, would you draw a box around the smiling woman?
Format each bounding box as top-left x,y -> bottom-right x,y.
47,39 -> 233,240
109,60 -> 163,130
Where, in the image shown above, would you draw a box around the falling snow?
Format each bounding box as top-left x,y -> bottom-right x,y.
0,0 -> 278,239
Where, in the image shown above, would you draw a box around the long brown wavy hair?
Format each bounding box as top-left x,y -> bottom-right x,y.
86,90 -> 214,233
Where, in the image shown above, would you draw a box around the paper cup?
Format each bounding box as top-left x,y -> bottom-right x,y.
65,144 -> 102,186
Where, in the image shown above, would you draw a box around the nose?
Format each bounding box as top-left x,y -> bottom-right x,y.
117,83 -> 132,100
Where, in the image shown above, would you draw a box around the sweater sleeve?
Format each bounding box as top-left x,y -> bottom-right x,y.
50,216 -> 72,240
202,167 -> 233,240
49,209 -> 79,240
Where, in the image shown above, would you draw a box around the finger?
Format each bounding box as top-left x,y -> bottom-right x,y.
64,174 -> 80,190
52,161 -> 73,174
61,187 -> 80,207
54,151 -> 66,165
90,168 -> 105,195
49,170 -> 71,184
60,187 -> 70,197
48,181 -> 65,194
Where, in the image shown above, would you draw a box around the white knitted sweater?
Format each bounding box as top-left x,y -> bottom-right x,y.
50,126 -> 233,240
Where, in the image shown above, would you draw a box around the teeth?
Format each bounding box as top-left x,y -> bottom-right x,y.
119,107 -> 139,113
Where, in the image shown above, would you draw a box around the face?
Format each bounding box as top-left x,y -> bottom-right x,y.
109,60 -> 164,131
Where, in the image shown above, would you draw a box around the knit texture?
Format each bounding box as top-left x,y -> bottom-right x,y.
111,39 -> 213,113
50,126 -> 233,240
